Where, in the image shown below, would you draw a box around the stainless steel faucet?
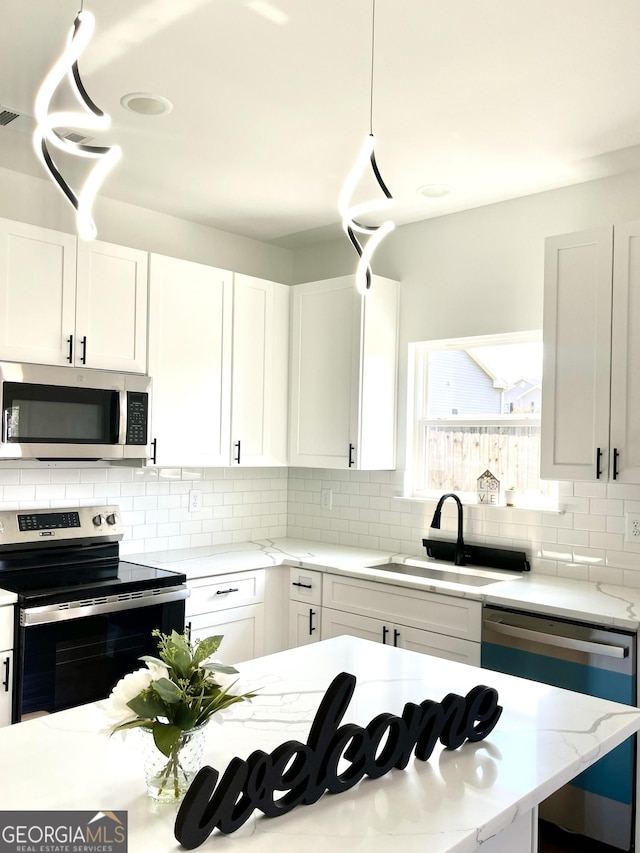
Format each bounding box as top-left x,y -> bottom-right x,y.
430,493 -> 466,566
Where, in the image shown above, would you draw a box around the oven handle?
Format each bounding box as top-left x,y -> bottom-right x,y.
485,619 -> 627,659
21,585 -> 189,626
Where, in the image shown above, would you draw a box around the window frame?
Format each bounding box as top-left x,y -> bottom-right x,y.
406,330 -> 545,501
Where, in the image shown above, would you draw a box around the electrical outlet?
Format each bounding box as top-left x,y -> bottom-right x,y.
188,489 -> 203,513
625,512 -> 640,542
321,488 -> 333,510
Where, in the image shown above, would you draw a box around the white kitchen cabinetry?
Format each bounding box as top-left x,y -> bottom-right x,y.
148,253 -> 232,467
0,606 -> 13,727
231,274 -> 289,466
321,573 -> 481,665
75,240 -> 148,373
185,570 -> 265,664
0,219 -> 147,372
542,221 -> 640,482
287,567 -> 322,647
289,275 -> 399,469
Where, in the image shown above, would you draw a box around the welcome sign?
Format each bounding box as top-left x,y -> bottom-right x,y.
175,671 -> 503,848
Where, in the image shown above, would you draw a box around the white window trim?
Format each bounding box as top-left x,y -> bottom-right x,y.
406,330 -> 551,505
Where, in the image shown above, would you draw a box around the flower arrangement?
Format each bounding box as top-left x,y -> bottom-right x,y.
102,629 -> 256,800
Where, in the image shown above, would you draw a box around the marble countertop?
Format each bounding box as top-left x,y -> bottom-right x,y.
1,636 -> 639,853
124,537 -> 640,630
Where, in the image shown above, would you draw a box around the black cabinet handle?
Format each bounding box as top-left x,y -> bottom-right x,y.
186,621 -> 192,639
216,588 -> 239,595
596,447 -> 603,479
234,440 -> 241,465
67,334 -> 73,363
151,438 -> 157,464
309,608 -> 316,635
393,628 -> 400,647
80,335 -> 87,364
613,448 -> 620,480
292,581 -> 312,589
2,656 -> 9,692
348,443 -> 355,467
382,625 -> 388,644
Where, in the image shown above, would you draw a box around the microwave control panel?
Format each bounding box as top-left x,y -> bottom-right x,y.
126,391 -> 148,445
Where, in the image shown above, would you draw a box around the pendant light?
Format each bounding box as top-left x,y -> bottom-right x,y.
33,4 -> 121,240
338,0 -> 395,296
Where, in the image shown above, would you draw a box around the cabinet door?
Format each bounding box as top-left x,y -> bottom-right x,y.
289,277 -> 359,468
541,227 -> 613,480
0,651 -> 12,727
320,607 -> 387,644
188,604 -> 264,665
288,601 -> 320,648
0,218 -> 77,366
231,275 -> 289,466
148,254 -> 232,466
610,220 -> 640,483
395,625 -> 480,665
76,240 -> 148,373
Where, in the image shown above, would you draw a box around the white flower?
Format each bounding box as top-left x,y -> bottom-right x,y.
146,659 -> 170,681
100,668 -> 153,726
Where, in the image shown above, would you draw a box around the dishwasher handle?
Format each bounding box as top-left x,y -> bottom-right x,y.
486,619 -> 628,659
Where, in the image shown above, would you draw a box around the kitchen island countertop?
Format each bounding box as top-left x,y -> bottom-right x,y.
1,636 -> 639,853
124,537 -> 640,630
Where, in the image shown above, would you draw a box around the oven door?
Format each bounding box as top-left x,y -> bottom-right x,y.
14,588 -> 187,722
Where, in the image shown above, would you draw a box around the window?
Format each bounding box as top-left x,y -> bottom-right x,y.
407,331 -> 556,507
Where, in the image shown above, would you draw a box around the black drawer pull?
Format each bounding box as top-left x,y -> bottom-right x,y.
309,608 -> 316,635
80,335 -> 87,364
393,628 -> 400,647
2,656 -> 9,692
67,334 -> 73,363
382,625 -> 389,644
216,588 -> 239,595
292,581 -> 312,589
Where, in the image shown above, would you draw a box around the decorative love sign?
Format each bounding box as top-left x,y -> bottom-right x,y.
174,671 -> 502,848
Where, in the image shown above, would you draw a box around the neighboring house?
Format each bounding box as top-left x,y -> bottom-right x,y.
503,378 -> 542,414
426,350 -> 504,417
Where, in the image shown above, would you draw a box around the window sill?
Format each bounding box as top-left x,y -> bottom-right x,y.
394,495 -> 566,514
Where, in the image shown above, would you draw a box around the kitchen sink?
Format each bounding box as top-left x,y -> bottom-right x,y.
365,561 -> 520,587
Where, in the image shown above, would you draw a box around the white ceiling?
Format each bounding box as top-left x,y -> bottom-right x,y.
3,0 -> 640,247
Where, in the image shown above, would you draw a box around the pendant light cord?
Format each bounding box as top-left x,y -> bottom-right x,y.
369,0 -> 376,135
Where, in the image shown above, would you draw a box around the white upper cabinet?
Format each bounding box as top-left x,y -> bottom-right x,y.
289,275 -> 399,469
231,274 -> 289,466
148,253 -> 232,467
0,219 -> 148,372
541,221 -> 640,482
76,240 -> 148,373
0,218 -> 77,366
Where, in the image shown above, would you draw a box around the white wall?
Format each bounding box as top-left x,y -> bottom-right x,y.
0,166 -> 293,283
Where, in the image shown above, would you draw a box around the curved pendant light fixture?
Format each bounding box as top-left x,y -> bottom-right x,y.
33,6 -> 121,240
339,0 -> 395,295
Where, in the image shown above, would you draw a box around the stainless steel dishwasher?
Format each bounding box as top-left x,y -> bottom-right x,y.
482,605 -> 637,851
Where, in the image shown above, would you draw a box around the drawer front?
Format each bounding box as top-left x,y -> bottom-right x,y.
289,567 -> 322,605
188,604 -> 264,664
0,606 -> 13,651
186,570 -> 265,617
322,573 -> 481,642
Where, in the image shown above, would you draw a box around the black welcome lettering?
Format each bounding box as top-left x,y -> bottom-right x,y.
175,672 -> 503,849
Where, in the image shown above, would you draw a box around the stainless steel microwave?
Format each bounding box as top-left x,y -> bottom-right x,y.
0,362 -> 151,460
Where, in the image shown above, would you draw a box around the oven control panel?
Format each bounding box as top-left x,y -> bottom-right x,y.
0,504 -> 123,547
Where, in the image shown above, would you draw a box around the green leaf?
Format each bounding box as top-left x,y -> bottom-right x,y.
138,655 -> 167,669
127,691 -> 167,719
201,661 -> 238,675
192,635 -> 223,666
111,718 -> 154,734
153,677 -> 182,703
152,722 -> 182,757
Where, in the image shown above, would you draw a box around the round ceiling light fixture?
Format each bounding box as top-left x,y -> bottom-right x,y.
120,92 -> 173,116
417,184 -> 451,198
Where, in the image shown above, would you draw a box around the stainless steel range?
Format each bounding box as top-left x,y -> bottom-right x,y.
0,504 -> 188,723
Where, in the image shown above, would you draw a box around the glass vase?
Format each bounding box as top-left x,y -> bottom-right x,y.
140,723 -> 208,803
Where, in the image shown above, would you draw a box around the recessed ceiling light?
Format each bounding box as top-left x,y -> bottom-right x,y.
418,184 -> 451,198
120,92 -> 173,116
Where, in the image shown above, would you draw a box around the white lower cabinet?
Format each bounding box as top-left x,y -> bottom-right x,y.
321,573 -> 481,665
0,606 -> 13,727
185,570 -> 265,664
287,567 -> 322,648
